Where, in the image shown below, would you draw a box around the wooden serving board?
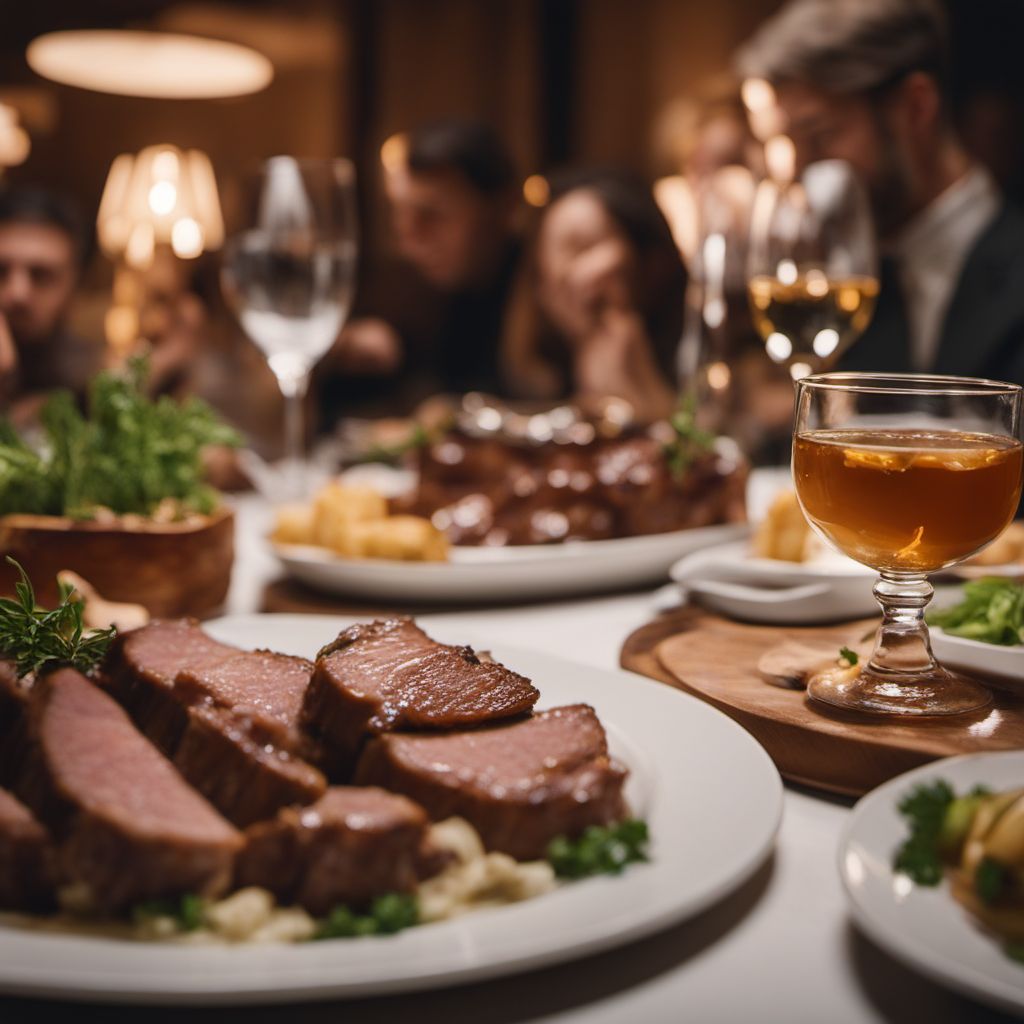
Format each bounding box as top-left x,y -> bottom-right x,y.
620,607 -> 1024,797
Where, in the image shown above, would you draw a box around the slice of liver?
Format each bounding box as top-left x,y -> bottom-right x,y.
104,619 -> 241,752
355,703 -> 628,860
303,618 -> 540,772
0,787 -> 55,911
0,661 -> 30,788
236,786 -> 441,915
15,668 -> 242,911
174,706 -> 326,828
105,620 -> 325,825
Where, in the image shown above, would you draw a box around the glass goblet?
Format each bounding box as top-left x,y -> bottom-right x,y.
792,372 -> 1023,716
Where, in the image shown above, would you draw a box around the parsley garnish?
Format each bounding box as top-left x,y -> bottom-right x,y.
663,395 -> 715,479
893,780 -> 955,885
839,646 -> 859,666
0,558 -> 115,678
547,819 -> 649,879
0,357 -> 240,519
313,892 -> 419,939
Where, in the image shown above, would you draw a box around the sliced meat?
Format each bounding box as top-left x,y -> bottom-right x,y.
0,661 -> 30,787
174,649 -> 315,756
104,620 -> 325,825
104,619 -> 241,752
303,618 -> 539,772
15,668 -> 242,911
174,706 -> 326,828
355,703 -> 627,860
236,786 -> 442,915
0,787 -> 55,911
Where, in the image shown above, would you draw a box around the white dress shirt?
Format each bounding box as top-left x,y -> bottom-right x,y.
891,165 -> 1001,370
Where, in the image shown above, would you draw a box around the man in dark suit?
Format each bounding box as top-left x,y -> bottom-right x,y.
736,0 -> 1024,385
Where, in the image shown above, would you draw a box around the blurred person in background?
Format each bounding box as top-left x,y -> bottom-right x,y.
322,118 -> 523,416
0,187 -> 99,423
504,168 -> 685,420
736,0 -> 1024,384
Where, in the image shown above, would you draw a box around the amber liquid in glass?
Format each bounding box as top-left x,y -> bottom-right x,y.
748,274 -> 879,365
793,428 -> 1024,573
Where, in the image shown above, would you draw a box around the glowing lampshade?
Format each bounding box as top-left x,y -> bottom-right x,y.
27,31 -> 272,100
97,145 -> 224,267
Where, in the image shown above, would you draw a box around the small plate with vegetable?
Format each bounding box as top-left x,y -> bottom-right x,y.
840,751 -> 1024,1016
929,579 -> 1024,683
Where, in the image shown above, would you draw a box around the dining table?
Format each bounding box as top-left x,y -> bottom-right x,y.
1,492 -> 1018,1024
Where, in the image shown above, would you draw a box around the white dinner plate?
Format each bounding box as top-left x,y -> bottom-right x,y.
273,522 -> 749,603
840,751 -> 1024,1016
930,628 -> 1024,686
670,539 -> 878,625
0,613 -> 782,1006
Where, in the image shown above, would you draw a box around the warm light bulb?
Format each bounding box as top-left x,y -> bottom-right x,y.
148,180 -> 177,216
171,217 -> 204,259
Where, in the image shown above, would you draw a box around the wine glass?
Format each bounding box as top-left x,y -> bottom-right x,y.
748,159 -> 877,380
793,373 -> 1024,716
221,157 -> 358,498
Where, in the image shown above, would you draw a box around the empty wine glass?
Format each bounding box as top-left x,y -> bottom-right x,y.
748,159 -> 877,380
221,157 -> 358,498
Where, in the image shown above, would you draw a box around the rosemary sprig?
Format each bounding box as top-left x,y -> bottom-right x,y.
0,558 -> 116,678
663,394 -> 716,479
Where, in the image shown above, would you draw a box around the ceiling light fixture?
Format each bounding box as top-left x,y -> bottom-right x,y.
27,30 -> 273,99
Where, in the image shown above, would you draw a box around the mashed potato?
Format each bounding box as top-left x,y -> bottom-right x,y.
2,819 -> 555,945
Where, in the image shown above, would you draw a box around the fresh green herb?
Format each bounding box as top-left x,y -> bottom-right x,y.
838,646 -> 859,667
547,819 -> 649,879
357,424 -> 430,466
928,578 -> 1024,646
0,357 -> 241,519
975,857 -> 1009,906
312,892 -> 419,940
663,395 -> 716,479
893,780 -> 955,885
0,558 -> 116,678
132,893 -> 205,932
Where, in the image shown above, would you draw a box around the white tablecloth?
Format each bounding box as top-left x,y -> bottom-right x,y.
206,495 -> 1016,1024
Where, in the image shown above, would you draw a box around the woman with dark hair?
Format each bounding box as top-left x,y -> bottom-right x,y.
503,168 -> 686,420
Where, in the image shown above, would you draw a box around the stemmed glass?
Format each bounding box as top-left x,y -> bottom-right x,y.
221,157 -> 358,498
748,160 -> 877,380
793,373 -> 1024,716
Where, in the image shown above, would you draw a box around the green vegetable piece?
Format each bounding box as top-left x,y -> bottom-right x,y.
838,646 -> 859,667
975,857 -> 1008,906
928,578 -> 1024,647
313,893 -> 420,941
371,892 -> 419,933
547,819 -> 650,879
179,893 -> 206,932
0,558 -> 116,678
938,793 -> 989,859
893,780 -> 955,886
131,893 -> 204,931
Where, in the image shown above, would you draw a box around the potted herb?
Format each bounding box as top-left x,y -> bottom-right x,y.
0,359 -> 240,617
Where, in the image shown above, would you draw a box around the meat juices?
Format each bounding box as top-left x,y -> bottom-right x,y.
236,786 -> 443,915
105,620 -> 326,825
0,787 -> 55,911
303,618 -> 540,772
356,704 -> 627,860
15,668 -> 242,911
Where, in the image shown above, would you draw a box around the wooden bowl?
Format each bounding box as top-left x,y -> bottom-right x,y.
0,506 -> 234,618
